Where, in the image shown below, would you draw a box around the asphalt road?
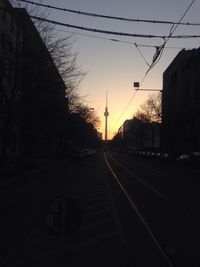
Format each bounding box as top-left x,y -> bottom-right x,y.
1,152 -> 200,266
106,152 -> 200,266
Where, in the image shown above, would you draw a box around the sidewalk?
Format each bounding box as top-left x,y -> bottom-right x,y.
0,158 -> 66,188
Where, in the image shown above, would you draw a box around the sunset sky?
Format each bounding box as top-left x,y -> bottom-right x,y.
19,0 -> 200,139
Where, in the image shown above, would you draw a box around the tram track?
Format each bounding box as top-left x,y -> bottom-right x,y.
104,153 -> 174,267
112,151 -> 200,216
112,151 -> 200,194
107,152 -> 200,225
104,152 -> 200,266
1,152 -> 200,266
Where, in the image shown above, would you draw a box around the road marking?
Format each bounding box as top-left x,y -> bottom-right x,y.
80,217 -> 114,231
78,195 -> 108,204
83,208 -> 111,219
105,172 -> 126,246
77,190 -> 107,198
44,230 -> 118,256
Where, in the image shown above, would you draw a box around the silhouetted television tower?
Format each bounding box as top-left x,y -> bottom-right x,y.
104,92 -> 109,141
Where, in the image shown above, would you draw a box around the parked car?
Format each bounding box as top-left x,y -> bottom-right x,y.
177,154 -> 190,160
191,152 -> 200,159
160,153 -> 169,159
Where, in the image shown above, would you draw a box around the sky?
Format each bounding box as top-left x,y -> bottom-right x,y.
18,0 -> 200,139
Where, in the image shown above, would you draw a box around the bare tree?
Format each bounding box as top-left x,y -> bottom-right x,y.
10,0 -> 86,107
43,33 -> 86,105
130,93 -> 162,150
73,102 -> 100,129
1,1 -> 84,171
134,92 -> 162,123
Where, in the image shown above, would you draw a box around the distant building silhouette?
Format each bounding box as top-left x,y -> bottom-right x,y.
115,119 -> 160,151
162,48 -> 200,157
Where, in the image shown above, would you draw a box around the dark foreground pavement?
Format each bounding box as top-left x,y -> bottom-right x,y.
0,153 -> 125,266
2,152 -> 199,266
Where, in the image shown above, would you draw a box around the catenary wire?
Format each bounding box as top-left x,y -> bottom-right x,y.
55,27 -> 193,71
110,90 -> 138,135
18,0 -> 200,26
28,15 -> 200,39
3,2 -> 198,139
139,0 -> 196,86
54,27 -> 196,50
134,43 -> 151,67
1,8 -> 200,39
110,0 -> 196,137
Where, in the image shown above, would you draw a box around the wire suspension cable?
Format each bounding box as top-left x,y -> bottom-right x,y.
111,90 -> 138,134
54,28 -> 195,50
18,0 -> 200,26
28,15 -> 200,39
134,43 -> 151,67
0,7 -> 199,39
4,2 -> 197,139
112,1 -> 196,137
140,0 -> 196,84
169,0 -> 196,38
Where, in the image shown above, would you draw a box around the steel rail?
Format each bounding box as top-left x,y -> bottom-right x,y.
107,152 -> 200,225
104,153 -> 174,267
113,152 -> 169,186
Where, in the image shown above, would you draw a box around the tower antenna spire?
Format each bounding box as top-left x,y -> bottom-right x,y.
104,91 -> 109,141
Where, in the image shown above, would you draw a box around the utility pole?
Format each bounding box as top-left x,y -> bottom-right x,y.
104,92 -> 109,141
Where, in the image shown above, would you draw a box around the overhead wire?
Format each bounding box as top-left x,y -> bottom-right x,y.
16,0 -> 199,65
1,7 -> 200,39
10,1 -> 198,137
18,0 -> 200,26
111,0 -> 197,136
110,90 -> 139,135
168,0 -> 197,39
139,0 -> 196,84
54,26 -> 193,69
54,27 -> 196,50
27,15 -> 200,39
134,43 -> 151,67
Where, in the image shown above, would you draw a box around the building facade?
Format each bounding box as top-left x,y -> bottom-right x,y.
0,1 -> 24,170
0,1 -> 68,171
162,48 -> 200,156
115,119 -> 160,151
